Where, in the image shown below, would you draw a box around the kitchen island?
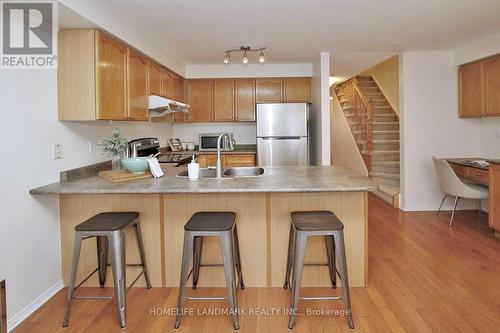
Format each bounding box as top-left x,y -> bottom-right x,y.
31,165 -> 376,289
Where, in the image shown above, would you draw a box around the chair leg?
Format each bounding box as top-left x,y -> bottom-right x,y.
192,236 -> 203,289
174,232 -> 194,329
62,233 -> 83,327
232,225 -> 245,289
334,230 -> 355,329
220,231 -> 240,330
134,221 -> 152,289
325,235 -> 337,289
96,236 -> 108,288
283,224 -> 295,289
110,232 -> 127,329
450,196 -> 459,227
288,231 -> 307,330
438,193 -> 447,212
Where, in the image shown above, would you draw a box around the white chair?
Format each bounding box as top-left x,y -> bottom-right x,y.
432,156 -> 488,226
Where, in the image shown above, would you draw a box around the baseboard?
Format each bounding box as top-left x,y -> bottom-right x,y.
7,280 -> 64,332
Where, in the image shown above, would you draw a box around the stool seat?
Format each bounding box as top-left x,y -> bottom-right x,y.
291,211 -> 344,231
75,212 -> 139,232
184,212 -> 236,231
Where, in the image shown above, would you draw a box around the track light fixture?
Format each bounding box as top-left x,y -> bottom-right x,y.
223,46 -> 266,64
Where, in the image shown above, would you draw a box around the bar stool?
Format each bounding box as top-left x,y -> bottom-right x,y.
284,210 -> 354,329
62,212 -> 152,329
175,212 -> 244,330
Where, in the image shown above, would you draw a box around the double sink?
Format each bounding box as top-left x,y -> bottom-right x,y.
177,166 -> 265,179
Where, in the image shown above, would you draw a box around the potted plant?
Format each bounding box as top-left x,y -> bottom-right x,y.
101,127 -> 128,170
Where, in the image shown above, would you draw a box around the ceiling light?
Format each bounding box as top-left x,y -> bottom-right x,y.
223,46 -> 266,64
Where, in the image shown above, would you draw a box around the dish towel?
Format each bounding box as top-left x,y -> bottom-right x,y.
147,158 -> 164,178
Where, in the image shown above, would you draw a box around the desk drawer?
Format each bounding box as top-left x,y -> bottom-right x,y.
465,167 -> 489,183
450,163 -> 468,177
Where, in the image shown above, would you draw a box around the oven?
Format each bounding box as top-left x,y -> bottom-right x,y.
128,138 -> 195,167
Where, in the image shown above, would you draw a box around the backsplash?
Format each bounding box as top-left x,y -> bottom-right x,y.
172,122 -> 257,144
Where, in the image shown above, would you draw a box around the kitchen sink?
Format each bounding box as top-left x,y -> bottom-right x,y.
176,167 -> 265,179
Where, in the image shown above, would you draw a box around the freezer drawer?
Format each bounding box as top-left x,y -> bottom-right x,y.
257,103 -> 308,137
257,137 -> 308,166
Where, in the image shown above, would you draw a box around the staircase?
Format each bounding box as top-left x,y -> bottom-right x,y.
334,75 -> 400,207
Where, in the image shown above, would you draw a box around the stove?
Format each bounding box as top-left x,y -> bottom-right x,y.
128,138 -> 196,167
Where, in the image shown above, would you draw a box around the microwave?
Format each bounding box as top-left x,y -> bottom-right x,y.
199,133 -> 234,151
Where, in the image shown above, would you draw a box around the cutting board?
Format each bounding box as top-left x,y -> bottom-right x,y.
98,170 -> 153,183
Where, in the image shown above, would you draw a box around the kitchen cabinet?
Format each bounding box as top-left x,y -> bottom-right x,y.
127,50 -> 149,120
283,78 -> 311,102
458,53 -> 500,118
148,61 -> 162,96
256,79 -> 282,102
235,79 -> 256,121
214,80 -> 235,121
162,69 -> 175,99
187,80 -> 213,122
172,76 -> 186,122
197,153 -> 256,168
484,55 -> 500,116
96,31 -> 128,120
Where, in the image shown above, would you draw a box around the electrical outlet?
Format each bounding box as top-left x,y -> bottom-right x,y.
52,144 -> 63,160
89,141 -> 97,153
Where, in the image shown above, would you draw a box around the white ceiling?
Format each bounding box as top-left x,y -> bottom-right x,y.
60,0 -> 500,76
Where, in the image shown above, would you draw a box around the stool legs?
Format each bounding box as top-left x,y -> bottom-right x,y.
334,230 -> 354,329
96,236 -> 108,288
283,225 -> 295,289
192,236 -> 203,289
233,225 -> 245,290
325,236 -> 337,289
134,222 -> 152,289
174,232 -> 194,329
220,230 -> 240,330
288,230 -> 307,329
110,232 -> 127,328
62,233 -> 83,327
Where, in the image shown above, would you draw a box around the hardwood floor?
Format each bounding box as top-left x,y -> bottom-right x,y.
13,195 -> 500,332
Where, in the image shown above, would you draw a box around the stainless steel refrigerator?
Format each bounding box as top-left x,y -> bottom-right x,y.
257,103 -> 309,166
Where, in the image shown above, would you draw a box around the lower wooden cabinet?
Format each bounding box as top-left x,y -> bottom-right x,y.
197,154 -> 256,168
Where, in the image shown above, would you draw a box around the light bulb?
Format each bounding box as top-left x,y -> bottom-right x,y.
242,52 -> 248,64
223,53 -> 230,64
259,51 -> 265,63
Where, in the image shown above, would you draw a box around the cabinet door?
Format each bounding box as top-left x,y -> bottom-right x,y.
162,69 -> 175,99
214,79 -> 235,121
484,55 -> 500,117
127,50 -> 148,120
96,32 -> 127,120
148,62 -> 162,96
172,76 -> 186,122
256,79 -> 282,102
459,61 -> 484,118
187,80 -> 213,122
283,78 -> 311,102
235,79 -> 256,121
197,154 -> 220,167
224,154 -> 256,167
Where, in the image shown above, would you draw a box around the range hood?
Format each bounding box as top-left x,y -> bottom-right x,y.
148,95 -> 189,118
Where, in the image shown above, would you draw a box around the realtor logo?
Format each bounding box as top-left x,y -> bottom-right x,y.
1,0 -> 57,69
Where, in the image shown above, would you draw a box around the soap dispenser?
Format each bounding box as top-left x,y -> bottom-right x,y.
187,155 -> 199,181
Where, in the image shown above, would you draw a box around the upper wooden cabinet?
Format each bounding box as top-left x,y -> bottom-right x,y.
256,79 -> 282,102
127,50 -> 148,120
58,29 -> 182,121
172,76 -> 186,122
148,62 -> 162,96
214,80 -> 235,121
187,80 -> 213,122
484,56 -> 500,117
283,78 -> 311,102
459,54 -> 500,118
235,79 -> 256,121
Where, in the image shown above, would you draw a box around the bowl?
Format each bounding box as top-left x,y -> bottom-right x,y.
121,157 -> 150,174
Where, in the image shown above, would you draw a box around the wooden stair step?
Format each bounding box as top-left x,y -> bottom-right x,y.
362,150 -> 399,155
370,171 -> 400,180
373,161 -> 400,166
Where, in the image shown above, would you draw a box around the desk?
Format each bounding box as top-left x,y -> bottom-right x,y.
446,158 -> 500,237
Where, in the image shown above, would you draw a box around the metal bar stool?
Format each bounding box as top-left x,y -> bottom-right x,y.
175,212 -> 244,330
62,212 -> 152,329
284,211 -> 354,330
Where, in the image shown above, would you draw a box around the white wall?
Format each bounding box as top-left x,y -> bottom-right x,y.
172,122 -> 256,144
309,53 -> 331,165
185,63 -> 312,78
400,51 -> 482,211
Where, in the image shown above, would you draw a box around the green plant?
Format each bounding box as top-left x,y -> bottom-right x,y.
101,127 -> 128,157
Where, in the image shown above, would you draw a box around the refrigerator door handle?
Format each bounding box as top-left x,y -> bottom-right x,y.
260,136 -> 302,140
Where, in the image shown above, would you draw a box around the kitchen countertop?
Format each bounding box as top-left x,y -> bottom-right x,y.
30,165 -> 377,194
160,144 -> 257,155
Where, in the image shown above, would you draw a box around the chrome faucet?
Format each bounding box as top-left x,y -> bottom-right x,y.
216,133 -> 235,178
